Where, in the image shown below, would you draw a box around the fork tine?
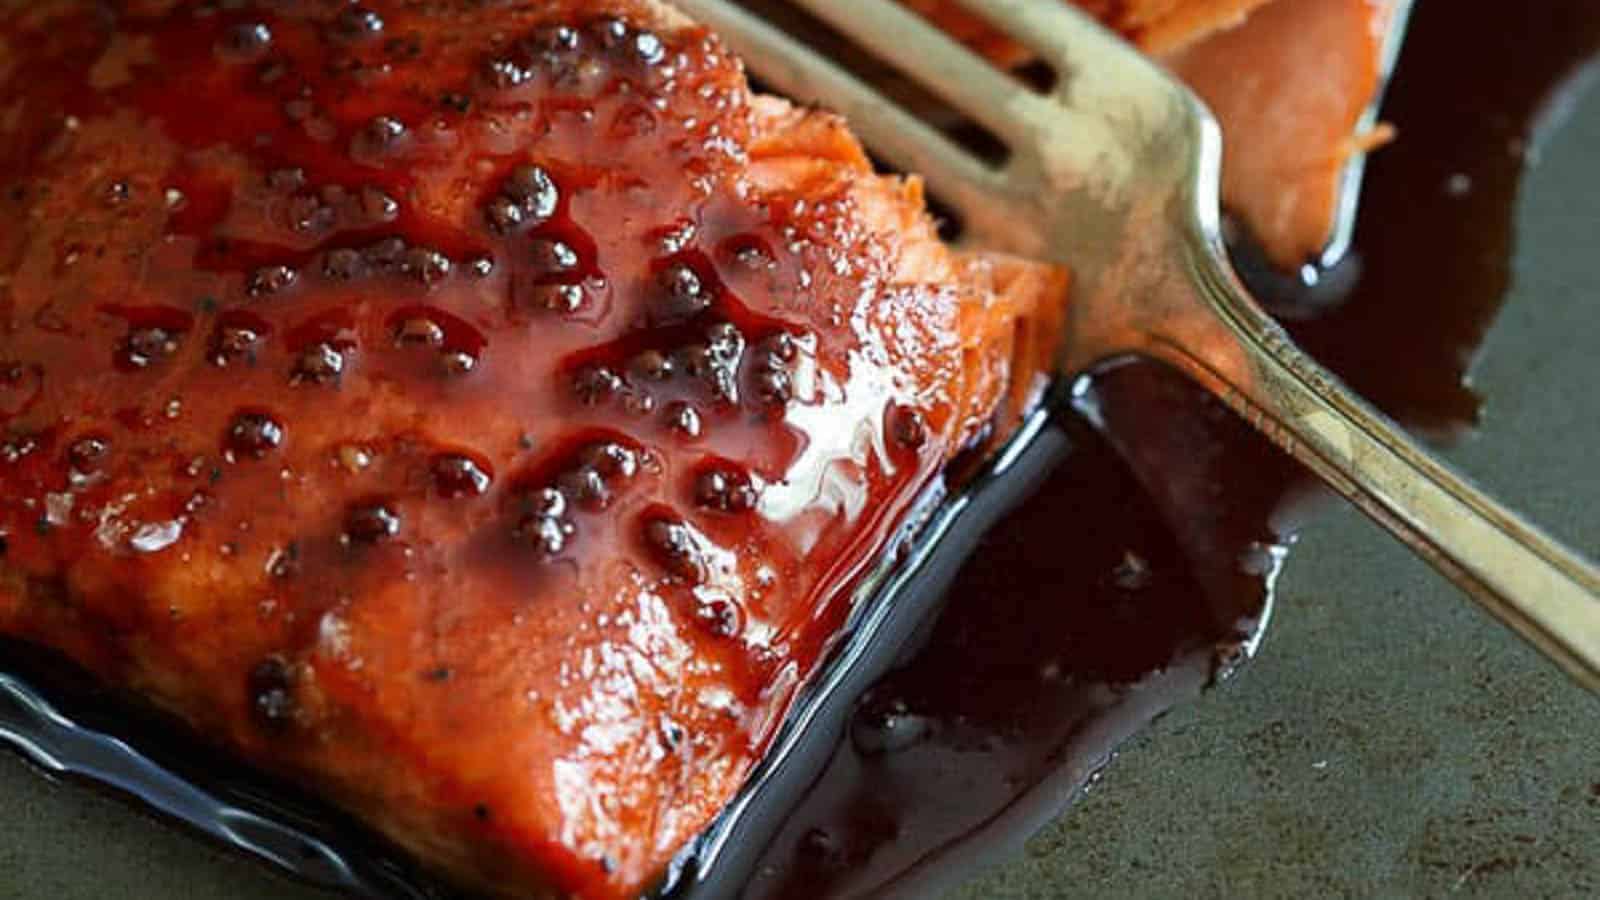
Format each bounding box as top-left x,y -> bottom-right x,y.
786,0 -> 1050,145
673,0 -> 1011,233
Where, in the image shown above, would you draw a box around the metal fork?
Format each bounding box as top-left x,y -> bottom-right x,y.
674,0 -> 1600,691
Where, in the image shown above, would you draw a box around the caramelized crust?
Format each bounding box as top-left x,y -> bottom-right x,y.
0,1 -> 1063,897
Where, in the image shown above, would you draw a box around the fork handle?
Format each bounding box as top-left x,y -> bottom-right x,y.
1152,241 -> 1600,693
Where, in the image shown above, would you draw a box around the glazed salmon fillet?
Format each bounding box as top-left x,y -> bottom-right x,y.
911,0 -> 1400,267
0,1 -> 1063,897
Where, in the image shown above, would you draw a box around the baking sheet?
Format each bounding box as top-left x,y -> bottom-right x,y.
4,15 -> 1599,900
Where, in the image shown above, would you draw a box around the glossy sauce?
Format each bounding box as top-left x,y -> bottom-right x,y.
1,2 -> 1596,898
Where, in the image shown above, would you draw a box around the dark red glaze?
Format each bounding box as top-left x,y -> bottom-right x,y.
0,2 -> 1063,898
431,451 -> 495,499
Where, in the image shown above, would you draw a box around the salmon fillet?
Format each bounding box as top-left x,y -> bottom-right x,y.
910,0 -> 1399,267
0,2 -> 1063,898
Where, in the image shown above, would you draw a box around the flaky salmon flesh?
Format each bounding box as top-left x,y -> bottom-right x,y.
915,0 -> 1400,267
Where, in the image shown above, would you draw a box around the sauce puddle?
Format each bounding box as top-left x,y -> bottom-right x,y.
2,3 -> 1597,898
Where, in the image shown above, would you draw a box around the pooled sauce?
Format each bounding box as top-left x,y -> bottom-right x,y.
2,2 -> 1597,898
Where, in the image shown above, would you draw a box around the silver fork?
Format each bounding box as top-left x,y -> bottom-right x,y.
675,0 -> 1600,691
